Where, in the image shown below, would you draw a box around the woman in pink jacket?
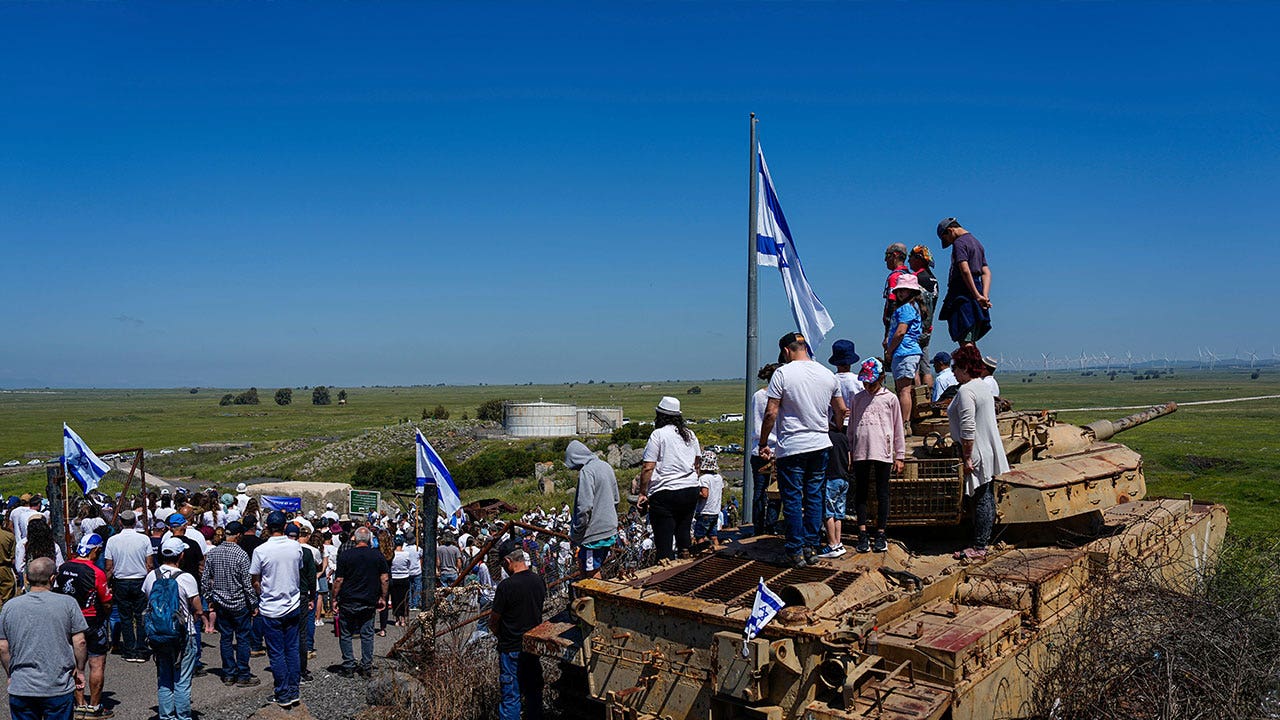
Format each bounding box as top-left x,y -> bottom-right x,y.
845,358 -> 906,553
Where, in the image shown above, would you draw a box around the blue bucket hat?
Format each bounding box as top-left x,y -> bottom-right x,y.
828,339 -> 860,367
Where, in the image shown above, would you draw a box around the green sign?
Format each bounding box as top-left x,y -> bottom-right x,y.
349,489 -> 381,514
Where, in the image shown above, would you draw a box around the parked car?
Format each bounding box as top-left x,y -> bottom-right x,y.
3,460 -> 19,467
100,453 -> 118,461
26,459 -> 42,466
177,447 -> 191,452
725,443 -> 743,454
160,449 -> 175,455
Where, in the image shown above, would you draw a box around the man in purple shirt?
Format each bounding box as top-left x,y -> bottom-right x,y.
936,217 -> 992,345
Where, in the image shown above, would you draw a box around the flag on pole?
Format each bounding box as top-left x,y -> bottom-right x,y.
415,429 -> 462,518
63,424 -> 110,495
742,576 -> 786,655
755,147 -> 835,351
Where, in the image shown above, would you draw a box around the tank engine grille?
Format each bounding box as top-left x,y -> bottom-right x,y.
646,556 -> 862,606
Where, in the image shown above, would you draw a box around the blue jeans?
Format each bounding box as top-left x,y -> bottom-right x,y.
302,600 -> 316,652
498,651 -> 544,720
249,614 -> 264,652
973,481 -> 996,549
338,607 -> 376,671
260,609 -> 302,703
112,578 -> 148,659
409,573 -> 422,609
156,634 -> 199,720
776,448 -> 829,554
213,604 -> 253,681
750,455 -> 780,535
10,692 -> 75,720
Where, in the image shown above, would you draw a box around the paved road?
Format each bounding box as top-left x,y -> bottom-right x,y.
0,614 -> 413,720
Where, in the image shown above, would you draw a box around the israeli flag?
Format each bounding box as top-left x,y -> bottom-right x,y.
416,429 -> 462,517
63,424 -> 110,495
756,147 -> 835,351
742,576 -> 786,655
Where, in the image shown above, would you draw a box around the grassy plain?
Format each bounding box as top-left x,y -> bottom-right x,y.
1,370 -> 1276,537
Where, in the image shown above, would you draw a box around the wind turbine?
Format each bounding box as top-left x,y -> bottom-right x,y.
1206,348 -> 1219,371
1100,352 -> 1112,372
1247,350 -> 1259,368
1041,352 -> 1052,371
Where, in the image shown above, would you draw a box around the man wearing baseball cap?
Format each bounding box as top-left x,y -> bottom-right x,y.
143,538 -> 205,720
936,217 -> 993,345
931,352 -> 958,402
249,511 -> 303,708
161,513 -> 208,676
55,534 -> 113,718
759,332 -> 849,567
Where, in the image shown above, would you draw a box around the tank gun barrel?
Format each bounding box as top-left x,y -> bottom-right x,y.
1082,402 -> 1177,442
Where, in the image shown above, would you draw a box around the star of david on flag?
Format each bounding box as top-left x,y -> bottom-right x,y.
742,576 -> 786,656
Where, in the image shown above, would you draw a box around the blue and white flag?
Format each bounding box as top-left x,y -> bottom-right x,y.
756,147 -> 835,351
415,429 -> 462,518
742,576 -> 786,655
63,424 -> 110,495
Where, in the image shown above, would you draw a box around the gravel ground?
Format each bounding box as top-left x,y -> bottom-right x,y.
0,616 -> 413,720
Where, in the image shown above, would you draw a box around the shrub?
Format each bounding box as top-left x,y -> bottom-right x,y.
476,399 -> 507,422
610,422 -> 653,446
219,393 -> 234,406
189,388 -> 199,394
687,385 -> 702,394
312,386 -> 331,405
338,389 -> 347,403
233,387 -> 260,405
274,388 -> 292,406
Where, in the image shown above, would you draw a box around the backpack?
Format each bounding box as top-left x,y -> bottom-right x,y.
144,569 -> 188,650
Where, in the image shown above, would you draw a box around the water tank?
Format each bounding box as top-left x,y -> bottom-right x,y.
504,402 -> 578,437
577,407 -> 624,434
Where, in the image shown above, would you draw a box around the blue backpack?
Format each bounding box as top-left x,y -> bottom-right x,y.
144,570 -> 187,650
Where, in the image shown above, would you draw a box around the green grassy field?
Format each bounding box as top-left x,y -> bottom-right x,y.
1,370 -> 1276,537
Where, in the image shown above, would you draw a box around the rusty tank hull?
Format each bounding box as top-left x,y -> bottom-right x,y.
527,402 -> 1229,720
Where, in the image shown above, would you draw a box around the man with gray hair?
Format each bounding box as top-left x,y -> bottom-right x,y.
491,541 -> 546,720
332,527 -> 388,678
0,556 -> 88,720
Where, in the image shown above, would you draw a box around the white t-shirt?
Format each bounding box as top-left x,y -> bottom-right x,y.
404,544 -> 423,575
235,493 -> 251,516
10,507 -> 45,544
641,424 -> 702,493
749,389 -> 778,457
143,566 -> 200,635
932,367 -> 957,401
765,360 -> 840,458
105,527 -> 154,580
249,536 -> 302,618
831,371 -> 864,427
162,530 -> 208,554
201,511 -> 227,529
322,542 -> 340,580
983,375 -> 1001,399
320,511 -> 339,524
224,507 -> 242,525
390,550 -> 415,579
696,473 -> 725,516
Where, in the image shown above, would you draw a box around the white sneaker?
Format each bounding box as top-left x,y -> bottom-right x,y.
817,544 -> 847,558
315,619 -> 324,627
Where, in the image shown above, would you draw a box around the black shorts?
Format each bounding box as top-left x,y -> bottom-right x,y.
86,617 -> 111,657
826,429 -> 850,482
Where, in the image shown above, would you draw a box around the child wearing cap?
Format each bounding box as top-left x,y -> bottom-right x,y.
845,358 -> 906,554
692,451 -> 724,551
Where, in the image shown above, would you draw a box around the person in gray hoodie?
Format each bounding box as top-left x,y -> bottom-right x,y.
564,441 -> 620,579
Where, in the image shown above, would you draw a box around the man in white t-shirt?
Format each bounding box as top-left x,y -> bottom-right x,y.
249,511 -> 303,709
104,510 -> 154,662
758,333 -> 848,567
320,504 -> 339,525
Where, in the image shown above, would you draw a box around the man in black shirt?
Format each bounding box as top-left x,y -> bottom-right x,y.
490,542 -> 545,720
332,527 -> 388,677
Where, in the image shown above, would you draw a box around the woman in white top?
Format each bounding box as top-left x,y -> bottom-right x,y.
637,396 -> 702,562
389,536 -> 415,626
947,345 -> 1011,560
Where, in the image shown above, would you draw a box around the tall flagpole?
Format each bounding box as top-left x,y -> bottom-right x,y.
743,113 -> 759,525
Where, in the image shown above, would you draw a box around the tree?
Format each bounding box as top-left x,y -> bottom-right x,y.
274,388 -> 292,406
312,386 -> 331,405
687,385 -> 702,395
337,389 -> 347,403
219,393 -> 234,406
476,398 -> 507,422
426,404 -> 450,420
233,387 -> 260,405
189,388 -> 199,394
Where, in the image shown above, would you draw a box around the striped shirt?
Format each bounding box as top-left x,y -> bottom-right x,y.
201,542 -> 256,612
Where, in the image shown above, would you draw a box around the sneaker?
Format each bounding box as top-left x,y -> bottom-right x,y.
289,698 -> 301,708
872,532 -> 888,553
855,532 -> 870,554
315,619 -> 324,627
817,544 -> 847,559
307,650 -> 316,659
786,553 -> 808,568
250,649 -> 266,657
235,676 -> 262,687
193,666 -> 209,678
337,667 -> 356,679
357,666 -> 372,678
75,706 -> 93,720
802,546 -> 816,562
127,657 -> 147,664
222,675 -> 237,686
300,672 -> 314,685
86,706 -> 115,719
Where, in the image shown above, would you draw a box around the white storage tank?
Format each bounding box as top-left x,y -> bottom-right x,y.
504,401 -> 578,437
577,407 -> 624,434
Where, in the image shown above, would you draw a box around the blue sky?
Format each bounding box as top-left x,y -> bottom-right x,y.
1,2 -> 1276,388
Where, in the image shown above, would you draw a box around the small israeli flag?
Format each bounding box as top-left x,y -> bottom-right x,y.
63,424 -> 110,495
415,429 -> 462,517
742,576 -> 786,655
756,147 -> 836,351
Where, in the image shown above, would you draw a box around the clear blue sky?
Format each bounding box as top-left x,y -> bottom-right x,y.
2,2 -> 1276,388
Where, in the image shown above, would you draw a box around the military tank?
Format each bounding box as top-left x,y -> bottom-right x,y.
524,401 -> 1229,720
